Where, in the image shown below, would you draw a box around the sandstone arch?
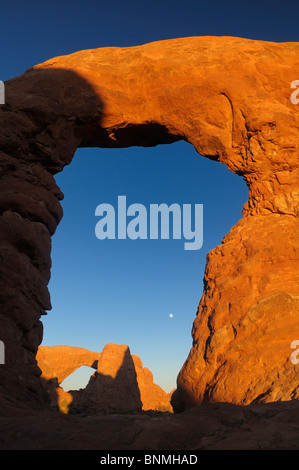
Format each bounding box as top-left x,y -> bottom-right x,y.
36,343 -> 173,413
0,36 -> 298,410
36,345 -> 101,385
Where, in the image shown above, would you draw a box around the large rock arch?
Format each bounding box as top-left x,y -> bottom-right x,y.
36,345 -> 101,385
0,36 -> 298,410
36,344 -> 174,413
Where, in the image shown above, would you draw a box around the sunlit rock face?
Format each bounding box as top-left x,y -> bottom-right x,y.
36,344 -> 173,414
131,355 -> 174,413
70,343 -> 143,414
0,36 -> 298,410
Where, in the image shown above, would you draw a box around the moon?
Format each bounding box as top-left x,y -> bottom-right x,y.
169,314 -> 173,318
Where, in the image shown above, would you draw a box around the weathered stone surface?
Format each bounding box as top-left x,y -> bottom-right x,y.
0,36 -> 298,410
1,398 -> 299,450
74,343 -> 142,414
36,345 -> 101,411
36,344 -> 173,413
172,219 -> 299,411
36,345 -> 101,384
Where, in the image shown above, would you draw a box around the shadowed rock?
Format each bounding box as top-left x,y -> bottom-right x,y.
132,355 -> 174,413
37,344 -> 173,414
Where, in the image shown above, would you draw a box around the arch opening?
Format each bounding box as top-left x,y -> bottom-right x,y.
41,139 -> 249,400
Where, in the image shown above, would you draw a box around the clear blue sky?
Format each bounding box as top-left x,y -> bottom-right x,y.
1,0 -> 298,393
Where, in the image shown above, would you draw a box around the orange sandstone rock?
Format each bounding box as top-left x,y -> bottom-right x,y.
73,343 -> 142,414
36,345 -> 101,384
37,344 -> 173,413
132,355 -> 173,412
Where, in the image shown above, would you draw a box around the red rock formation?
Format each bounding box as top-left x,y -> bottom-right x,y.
36,345 -> 101,412
1,399 -> 299,450
74,343 -> 142,414
36,345 -> 101,384
0,36 -> 298,410
36,344 -> 173,413
132,355 -> 173,412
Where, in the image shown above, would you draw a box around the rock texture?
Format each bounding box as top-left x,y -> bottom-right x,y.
36,344 -> 173,413
36,345 -> 101,411
1,398 -> 299,450
36,345 -> 101,384
0,36 -> 298,411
